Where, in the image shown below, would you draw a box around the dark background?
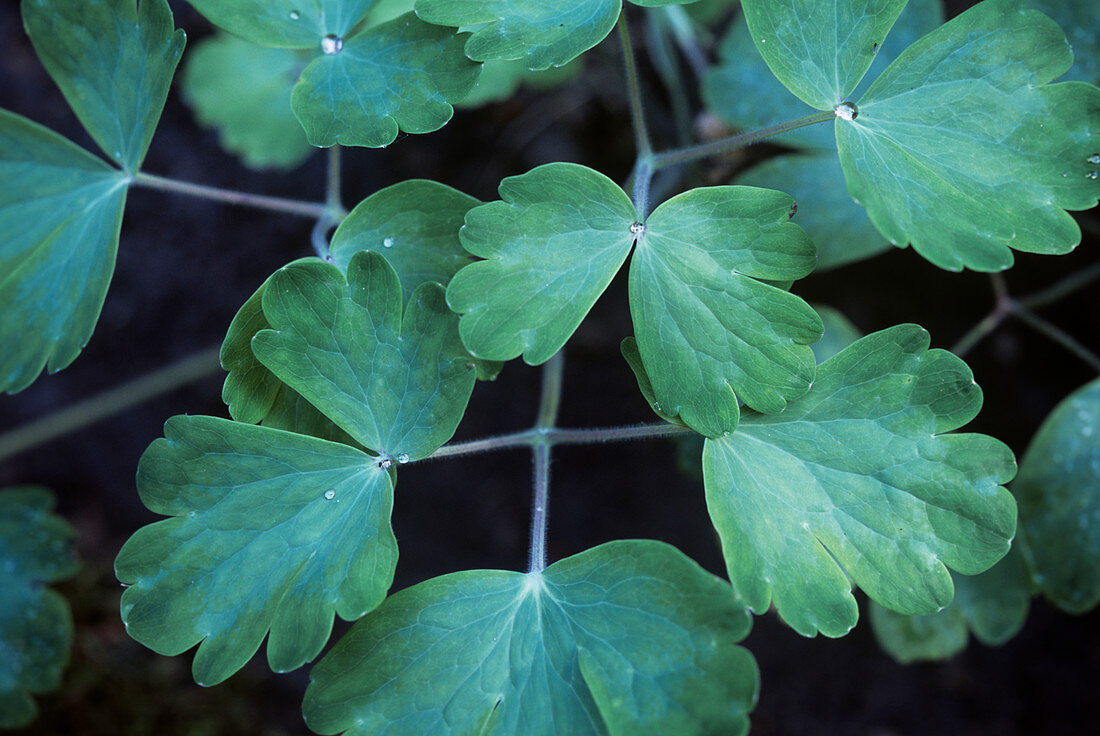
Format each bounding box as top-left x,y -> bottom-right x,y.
1,0 -> 1098,733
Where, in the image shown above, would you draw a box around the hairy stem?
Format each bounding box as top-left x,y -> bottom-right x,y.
652,110 -> 835,169
529,352 -> 565,573
132,172 -> 330,219
311,145 -> 347,259
421,422 -> 695,461
619,12 -> 653,159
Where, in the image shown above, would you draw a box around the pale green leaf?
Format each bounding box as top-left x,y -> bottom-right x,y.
869,545 -> 1033,663
252,251 -> 477,459
181,33 -> 314,170
304,540 -> 758,736
291,13 -> 480,147
1028,0 -> 1099,84
1015,377 -> 1100,613
446,163 -> 636,365
0,110 -> 129,393
736,152 -> 891,269
837,0 -> 1100,271
739,0 -> 907,110
116,416 -> 396,686
414,0 -> 621,70
22,0 -> 185,171
0,487 -> 79,729
629,186 -> 821,436
186,0 -> 373,47
703,324 -> 1017,637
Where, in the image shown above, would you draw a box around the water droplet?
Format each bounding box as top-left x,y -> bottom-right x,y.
834,101 -> 858,121
382,236 -> 394,248
1062,172 -> 1069,177
1089,153 -> 1100,164
321,34 -> 343,55
630,222 -> 645,235
379,458 -> 392,469
324,489 -> 336,500
652,402 -> 662,412
397,453 -> 410,464
289,10 -> 300,20
1087,171 -> 1098,180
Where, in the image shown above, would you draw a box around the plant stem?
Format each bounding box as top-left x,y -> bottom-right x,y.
652,110 -> 835,169
421,422 -> 695,461
0,347 -> 222,462
311,145 -> 348,259
1019,260 -> 1100,310
132,172 -> 330,219
529,352 -> 564,573
1013,307 -> 1100,374
618,12 -> 652,159
951,274 -> 1013,357
660,5 -> 709,81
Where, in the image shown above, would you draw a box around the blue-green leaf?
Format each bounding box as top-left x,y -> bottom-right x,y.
620,336 -> 686,426
290,13 -> 480,147
186,0 -> 374,47
837,0 -> 1100,271
629,186 -> 821,436
446,163 -> 636,365
116,416 -> 396,686
739,0 -> 907,111
22,0 -> 185,172
253,251 -> 477,460
0,487 -> 79,729
414,0 -> 621,70
1015,377 -> 1100,613
304,540 -> 758,736
703,324 -> 1017,637
0,110 -> 129,393
1028,0 -> 1099,83
181,33 -> 314,170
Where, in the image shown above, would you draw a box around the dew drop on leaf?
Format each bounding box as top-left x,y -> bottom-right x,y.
834,101 -> 858,121
397,453 -> 410,464
383,237 -> 395,248
323,488 -> 336,500
630,222 -> 645,235
321,34 -> 343,55
289,10 -> 300,20
1088,153 -> 1100,165
1087,171 -> 1098,180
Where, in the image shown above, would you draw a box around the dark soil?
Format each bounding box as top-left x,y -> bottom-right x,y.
2,0 -> 1098,733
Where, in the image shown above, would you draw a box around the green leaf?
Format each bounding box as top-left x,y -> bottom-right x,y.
446,163 -> 636,365
620,337 -> 686,426
116,416 -> 397,686
186,0 -> 373,47
304,540 -> 758,736
414,0 -> 621,70
837,0 -> 1100,271
252,251 -> 477,459
1015,377 -> 1100,613
629,186 -> 821,436
0,110 -> 129,393
739,0 -> 907,111
703,324 -> 1017,637
1028,0 -> 1099,84
455,58 -> 581,108
869,545 -> 1033,663
736,153 -> 891,270
0,487 -> 79,729
181,33 -> 314,170
329,180 -> 480,296
22,0 -> 185,172
290,13 -> 480,147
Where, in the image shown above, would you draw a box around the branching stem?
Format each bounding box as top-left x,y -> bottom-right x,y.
132,172 -> 332,219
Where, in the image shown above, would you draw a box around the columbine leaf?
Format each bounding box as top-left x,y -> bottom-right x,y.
328,180 -> 480,296
837,0 -> 1100,271
736,153 -> 891,270
252,251 -> 476,460
181,33 -> 314,170
290,13 -> 480,147
446,163 -> 636,365
0,110 -> 129,393
456,58 -> 581,108
304,540 -> 758,736
620,336 -> 686,426
739,0 -> 907,110
116,416 -> 397,686
869,545 -> 1033,663
703,324 -> 1017,636
186,0 -> 373,47
22,0 -> 185,172
1015,377 -> 1100,613
0,487 -> 79,729
1028,0 -> 1099,83
414,0 -> 620,70
629,186 -> 821,436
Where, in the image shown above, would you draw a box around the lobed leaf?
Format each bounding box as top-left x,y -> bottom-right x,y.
1015,377 -> 1100,613
253,251 -> 477,460
1027,0 -> 1099,83
837,0 -> 1100,271
181,33 -> 314,170
703,324 -> 1018,636
304,540 -> 758,736
186,0 -> 374,47
116,416 -> 397,686
0,488 -> 79,728
290,13 -> 480,147
0,110 -> 128,393
22,0 -> 185,172
629,186 -> 821,436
